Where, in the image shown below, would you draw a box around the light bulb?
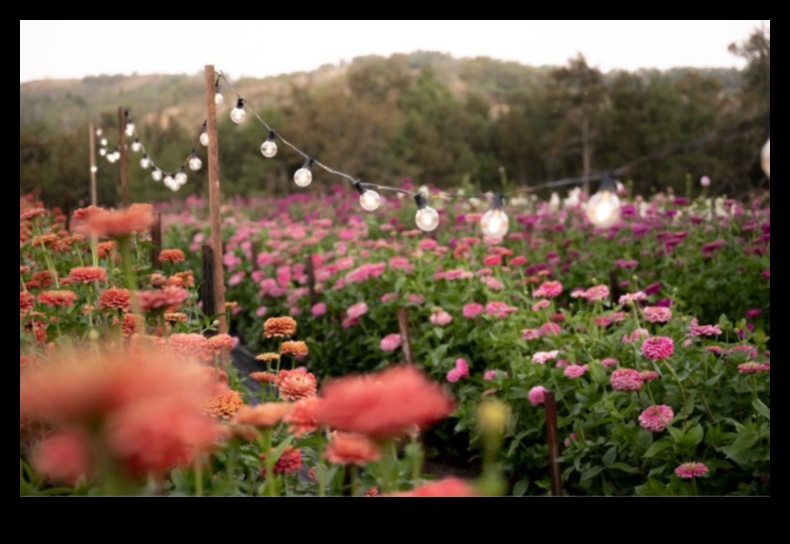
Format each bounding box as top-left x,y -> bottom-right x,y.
188,155 -> 202,171
230,98 -> 246,123
140,155 -> 151,169
125,122 -> 135,137
151,168 -> 163,182
131,139 -> 142,153
586,189 -> 621,227
98,147 -> 107,157
90,166 -> 98,173
761,138 -> 770,178
215,84 -> 224,107
200,131 -> 209,146
359,189 -> 381,211
294,158 -> 313,187
100,138 -> 108,147
416,206 -> 440,232
106,152 -> 117,164
481,208 -> 509,238
164,175 -> 179,191
175,168 -> 188,185
95,128 -> 103,137
261,131 -> 278,158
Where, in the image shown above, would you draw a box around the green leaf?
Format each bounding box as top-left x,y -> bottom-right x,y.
602,446 -> 618,466
752,399 -> 770,420
683,425 -> 705,448
580,466 -> 604,482
512,478 -> 530,496
643,437 -> 673,458
608,462 -> 640,474
434,328 -> 444,340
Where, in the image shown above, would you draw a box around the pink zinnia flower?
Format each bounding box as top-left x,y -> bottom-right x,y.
688,319 -> 722,337
539,322 -> 561,336
737,362 -> 766,374
528,385 -> 547,406
641,336 -> 674,360
583,285 -> 610,302
639,370 -> 660,382
564,364 -> 588,379
610,369 -> 643,391
532,300 -> 550,311
622,328 -> 650,344
408,294 -> 425,305
483,370 -> 499,381
347,302 -> 369,320
430,309 -> 453,326
453,358 -> 470,378
601,358 -> 618,368
638,405 -> 674,432
462,303 -> 484,319
532,350 -> 559,364
675,462 -> 709,479
483,277 -> 504,290
521,328 -> 541,340
644,306 -> 672,323
510,256 -> 527,266
483,254 -> 502,267
485,301 -> 517,319
311,302 -> 327,317
381,293 -> 397,303
380,333 -> 402,352
534,280 -> 563,298
619,292 -> 646,305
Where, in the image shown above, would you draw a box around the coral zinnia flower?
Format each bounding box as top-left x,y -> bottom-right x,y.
263,316 -> 297,338
73,205 -> 155,238
260,445 -> 302,476
158,249 -> 185,262
67,266 -> 108,284
317,365 -> 455,439
284,396 -> 323,437
37,290 -> 78,307
231,403 -> 291,428
250,371 -> 278,383
97,241 -> 116,258
31,429 -> 92,485
99,287 -> 131,311
388,477 -> 477,497
20,291 -> 35,314
256,352 -> 280,363
280,340 -> 309,357
324,432 -> 381,465
277,370 -> 317,401
207,334 -> 235,355
136,286 -> 189,312
169,333 -> 211,361
204,390 -> 244,420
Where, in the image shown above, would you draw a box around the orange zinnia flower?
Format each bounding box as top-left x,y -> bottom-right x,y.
31,430 -> 93,486
388,477 -> 477,497
135,286 -> 189,312
97,241 -> 116,258
249,371 -> 278,383
204,389 -> 244,420
168,333 -> 211,361
67,266 -> 108,284
231,403 -> 291,428
284,396 -> 323,437
73,205 -> 155,239
324,432 -> 381,465
159,249 -> 185,262
280,340 -> 309,357
207,334 -> 235,355
263,316 -> 297,338
20,291 -> 34,314
317,365 -> 455,439
37,290 -> 78,307
276,369 -> 317,401
99,287 -> 131,311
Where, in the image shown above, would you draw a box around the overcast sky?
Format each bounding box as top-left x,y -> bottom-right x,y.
20,20 -> 768,83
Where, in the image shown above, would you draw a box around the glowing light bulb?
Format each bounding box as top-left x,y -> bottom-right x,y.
294,158 -> 313,187
98,147 -> 107,157
106,152 -> 117,163
164,175 -> 179,191
413,192 -> 439,232
200,132 -> 209,146
140,155 -> 151,169
761,138 -> 770,178
90,166 -> 98,173
100,138 -> 108,146
480,194 -> 509,238
95,128 -> 103,137
131,139 -> 142,153
215,84 -> 224,107
188,152 -> 202,171
151,168 -> 163,182
586,189 -> 621,227
359,189 -> 381,211
261,131 -> 278,158
125,122 -> 135,137
230,98 -> 246,123
175,167 -> 188,185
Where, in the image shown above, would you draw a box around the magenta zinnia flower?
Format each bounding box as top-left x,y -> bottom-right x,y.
639,405 -> 674,432
528,385 -> 547,406
674,462 -> 709,479
641,336 -> 674,360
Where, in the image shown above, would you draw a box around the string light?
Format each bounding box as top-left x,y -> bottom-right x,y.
230,98 -> 246,123
480,193 -> 509,238
98,147 -> 107,157
106,150 -> 118,164
95,128 -> 102,137
100,138 -> 108,147
294,158 -> 314,187
354,181 -> 381,211
140,154 -> 151,169
90,166 -> 98,173
151,168 -> 163,182
200,121 -> 209,146
188,150 -> 202,171
761,137 -> 770,178
586,172 -> 621,227
214,83 -> 224,108
260,130 -> 278,158
414,192 -> 440,232
163,173 -> 177,190
131,138 -> 142,153
125,117 -> 135,137
174,166 -> 188,186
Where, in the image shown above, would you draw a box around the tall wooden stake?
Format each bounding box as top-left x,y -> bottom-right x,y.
397,307 -> 414,365
150,212 -> 162,270
118,107 -> 128,207
544,391 -> 563,496
204,65 -> 227,336
89,123 -> 98,206
201,244 -> 216,318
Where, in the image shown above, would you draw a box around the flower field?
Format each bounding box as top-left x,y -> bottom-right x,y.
20,184 -> 770,496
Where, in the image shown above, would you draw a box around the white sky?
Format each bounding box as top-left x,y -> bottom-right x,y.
20,20 -> 768,83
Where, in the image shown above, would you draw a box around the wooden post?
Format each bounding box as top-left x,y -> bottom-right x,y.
397,307 -> 414,365
544,391 -> 562,496
118,107 -> 128,207
201,244 -> 216,318
305,256 -> 318,306
150,212 -> 162,270
89,123 -> 98,206
204,65 -> 227,335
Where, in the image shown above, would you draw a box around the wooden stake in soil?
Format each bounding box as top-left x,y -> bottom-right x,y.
204,65 -> 227,336
89,123 -> 98,206
118,107 -> 128,207
201,244 -> 216,319
150,212 -> 162,270
397,307 -> 414,365
544,390 -> 563,496
305,256 -> 318,306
